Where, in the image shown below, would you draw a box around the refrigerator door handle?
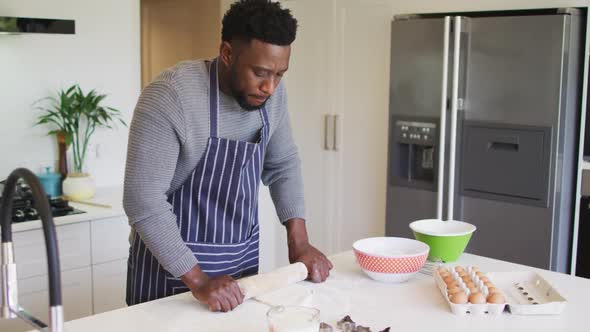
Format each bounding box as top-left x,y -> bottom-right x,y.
333,114 -> 340,152
489,141 -> 519,152
447,16 -> 462,221
488,136 -> 520,152
324,114 -> 333,151
436,16 -> 451,220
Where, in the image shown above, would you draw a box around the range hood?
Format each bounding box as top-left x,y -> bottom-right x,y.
0,16 -> 75,35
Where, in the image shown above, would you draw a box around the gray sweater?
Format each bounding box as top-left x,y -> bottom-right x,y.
123,59 -> 305,278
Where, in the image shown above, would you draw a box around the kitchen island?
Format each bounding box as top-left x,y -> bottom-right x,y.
57,251 -> 590,332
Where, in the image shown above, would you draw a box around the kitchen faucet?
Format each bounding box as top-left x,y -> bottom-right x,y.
1,168 -> 63,332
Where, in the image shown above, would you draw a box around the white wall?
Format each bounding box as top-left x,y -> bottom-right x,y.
0,0 -> 140,187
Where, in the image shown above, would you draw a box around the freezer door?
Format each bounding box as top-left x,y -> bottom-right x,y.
460,14 -> 572,270
389,17 -> 449,118
461,122 -> 551,207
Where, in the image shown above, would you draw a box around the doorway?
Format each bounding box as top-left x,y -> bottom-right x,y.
140,0 -> 221,87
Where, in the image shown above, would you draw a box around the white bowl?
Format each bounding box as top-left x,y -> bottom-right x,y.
352,237 -> 429,283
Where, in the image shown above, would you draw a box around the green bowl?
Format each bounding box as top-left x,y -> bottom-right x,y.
409,219 -> 476,262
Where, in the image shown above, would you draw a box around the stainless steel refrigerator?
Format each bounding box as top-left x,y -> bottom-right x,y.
385,9 -> 585,273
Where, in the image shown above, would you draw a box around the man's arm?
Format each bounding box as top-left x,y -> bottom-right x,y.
123,80 -> 198,277
124,80 -> 243,311
286,218 -> 333,282
261,89 -> 333,281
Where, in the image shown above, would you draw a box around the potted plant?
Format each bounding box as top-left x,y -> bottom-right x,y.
35,84 -> 126,200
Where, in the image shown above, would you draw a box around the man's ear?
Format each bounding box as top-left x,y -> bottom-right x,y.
220,41 -> 233,67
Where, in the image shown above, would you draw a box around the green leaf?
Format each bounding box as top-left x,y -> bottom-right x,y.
66,84 -> 77,95
33,83 -> 125,168
65,133 -> 73,146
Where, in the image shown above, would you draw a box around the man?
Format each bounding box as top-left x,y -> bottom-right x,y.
123,0 -> 332,312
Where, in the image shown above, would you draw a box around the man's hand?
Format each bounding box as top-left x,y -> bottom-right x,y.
289,242 -> 333,282
181,266 -> 244,312
286,218 -> 333,283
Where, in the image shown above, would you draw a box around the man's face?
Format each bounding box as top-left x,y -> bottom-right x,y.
226,39 -> 290,111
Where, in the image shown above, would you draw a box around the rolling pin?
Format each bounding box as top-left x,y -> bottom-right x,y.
237,262 -> 308,300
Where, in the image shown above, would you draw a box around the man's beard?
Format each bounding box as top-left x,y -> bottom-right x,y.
229,67 -> 269,111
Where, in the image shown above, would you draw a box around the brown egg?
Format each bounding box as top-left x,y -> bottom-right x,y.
443,275 -> 454,284
468,286 -> 479,294
475,271 -> 485,277
479,276 -> 489,283
454,266 -> 465,273
484,281 -> 494,288
447,286 -> 463,296
437,267 -> 450,274
471,266 -> 480,272
450,291 -> 468,304
487,293 -> 505,304
488,287 -> 500,294
468,292 -> 487,304
465,281 -> 475,288
461,276 -> 472,283
447,281 -> 459,289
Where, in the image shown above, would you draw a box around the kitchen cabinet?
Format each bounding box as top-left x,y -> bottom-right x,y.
0,216 -> 130,331
257,187 -> 289,272
0,267 -> 93,332
90,216 -> 130,314
92,258 -> 128,314
330,0 -> 392,251
281,0 -> 392,255
91,216 -> 131,264
13,222 -> 91,279
278,0 -> 337,259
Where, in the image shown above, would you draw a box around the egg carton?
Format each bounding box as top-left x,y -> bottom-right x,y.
434,266 -> 507,315
434,266 -> 567,315
487,271 -> 567,315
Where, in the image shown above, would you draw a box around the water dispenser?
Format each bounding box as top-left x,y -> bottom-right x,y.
389,117 -> 438,190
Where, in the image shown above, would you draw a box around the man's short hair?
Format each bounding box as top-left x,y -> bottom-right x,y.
222,0 -> 298,46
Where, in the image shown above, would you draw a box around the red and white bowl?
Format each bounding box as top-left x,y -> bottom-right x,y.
353,237 -> 429,283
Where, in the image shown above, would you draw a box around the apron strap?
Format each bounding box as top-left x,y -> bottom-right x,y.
259,106 -> 269,128
209,58 -> 220,138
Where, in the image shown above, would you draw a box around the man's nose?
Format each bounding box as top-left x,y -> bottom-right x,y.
260,78 -> 275,95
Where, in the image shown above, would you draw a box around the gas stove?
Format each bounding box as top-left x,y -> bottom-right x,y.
0,178 -> 85,223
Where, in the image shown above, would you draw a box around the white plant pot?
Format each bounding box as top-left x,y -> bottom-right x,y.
62,173 -> 96,200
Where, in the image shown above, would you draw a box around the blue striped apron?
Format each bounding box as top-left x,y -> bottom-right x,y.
126,58 -> 269,305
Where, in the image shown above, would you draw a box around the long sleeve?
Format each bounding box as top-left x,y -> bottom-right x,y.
261,90 -> 306,223
123,80 -> 198,278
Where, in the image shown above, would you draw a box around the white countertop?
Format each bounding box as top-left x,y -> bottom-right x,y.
11,186 -> 125,233
60,251 -> 590,332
